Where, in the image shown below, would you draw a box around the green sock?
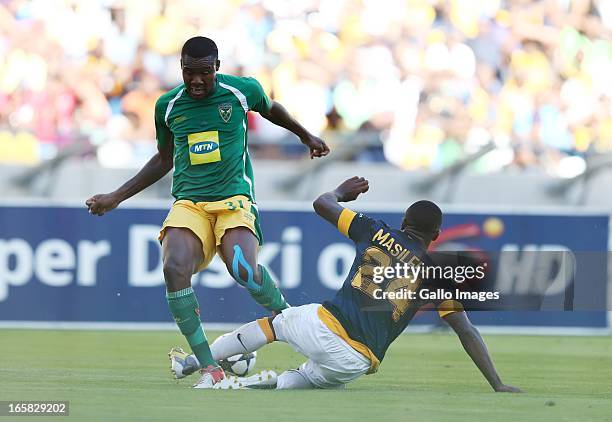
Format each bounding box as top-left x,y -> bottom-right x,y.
248,265 -> 289,312
166,287 -> 216,367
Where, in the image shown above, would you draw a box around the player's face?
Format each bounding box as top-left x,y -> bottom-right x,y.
181,55 -> 219,99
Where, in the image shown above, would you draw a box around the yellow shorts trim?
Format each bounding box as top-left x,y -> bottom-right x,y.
158,195 -> 258,272
317,306 -> 380,374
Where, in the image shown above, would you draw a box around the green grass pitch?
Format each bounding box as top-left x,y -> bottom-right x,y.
1,329 -> 611,421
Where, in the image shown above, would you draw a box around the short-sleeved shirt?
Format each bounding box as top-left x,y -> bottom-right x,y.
322,209 -> 463,364
154,74 -> 271,202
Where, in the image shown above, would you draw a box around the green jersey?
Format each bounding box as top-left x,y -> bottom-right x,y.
154,74 -> 271,202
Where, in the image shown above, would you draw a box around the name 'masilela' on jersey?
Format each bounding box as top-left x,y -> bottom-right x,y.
154,74 -> 271,203
321,209 -> 463,372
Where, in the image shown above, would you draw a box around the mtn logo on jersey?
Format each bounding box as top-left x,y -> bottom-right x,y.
188,130 -> 221,165
218,103 -> 232,123
190,141 -> 218,154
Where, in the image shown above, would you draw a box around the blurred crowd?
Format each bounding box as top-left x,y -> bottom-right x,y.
1,0 -> 611,176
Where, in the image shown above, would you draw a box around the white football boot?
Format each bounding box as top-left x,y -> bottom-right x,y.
168,347 -> 200,379
213,370 -> 278,390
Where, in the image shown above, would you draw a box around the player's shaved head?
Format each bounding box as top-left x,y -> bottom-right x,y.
401,200 -> 442,237
181,36 -> 218,59
180,37 -> 220,99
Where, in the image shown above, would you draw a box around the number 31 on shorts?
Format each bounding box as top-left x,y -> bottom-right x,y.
225,199 -> 246,211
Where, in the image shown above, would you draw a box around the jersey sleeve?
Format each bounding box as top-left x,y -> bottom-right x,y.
337,209 -> 377,243
154,96 -> 171,148
244,77 -> 272,113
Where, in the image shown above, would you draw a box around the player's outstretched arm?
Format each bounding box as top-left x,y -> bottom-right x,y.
86,139 -> 174,216
259,101 -> 330,159
313,176 -> 369,227
443,311 -> 522,393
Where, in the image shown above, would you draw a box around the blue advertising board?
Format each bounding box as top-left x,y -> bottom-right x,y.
0,203 -> 608,328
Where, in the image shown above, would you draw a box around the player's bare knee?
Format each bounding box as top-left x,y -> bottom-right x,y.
162,256 -> 193,288
162,228 -> 203,267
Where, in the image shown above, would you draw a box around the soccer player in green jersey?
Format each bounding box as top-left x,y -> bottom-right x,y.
86,36 -> 330,388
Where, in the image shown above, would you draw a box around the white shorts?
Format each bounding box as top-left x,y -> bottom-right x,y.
272,304 -> 371,388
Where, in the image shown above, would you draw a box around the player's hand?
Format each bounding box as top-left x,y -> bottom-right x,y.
301,134 -> 330,159
494,384 -> 523,393
86,193 -> 120,216
334,176 -> 369,202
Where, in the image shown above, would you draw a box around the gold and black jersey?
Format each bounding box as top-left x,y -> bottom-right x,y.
322,209 -> 463,367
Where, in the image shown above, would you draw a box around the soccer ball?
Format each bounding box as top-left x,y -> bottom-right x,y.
219,351 -> 257,376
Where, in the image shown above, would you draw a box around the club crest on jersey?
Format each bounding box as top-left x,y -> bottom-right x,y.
218,103 -> 232,123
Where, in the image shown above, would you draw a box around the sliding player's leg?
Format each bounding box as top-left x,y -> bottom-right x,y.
219,227 -> 288,312
212,304 -> 368,389
206,314 -> 316,389
209,317 -> 275,359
